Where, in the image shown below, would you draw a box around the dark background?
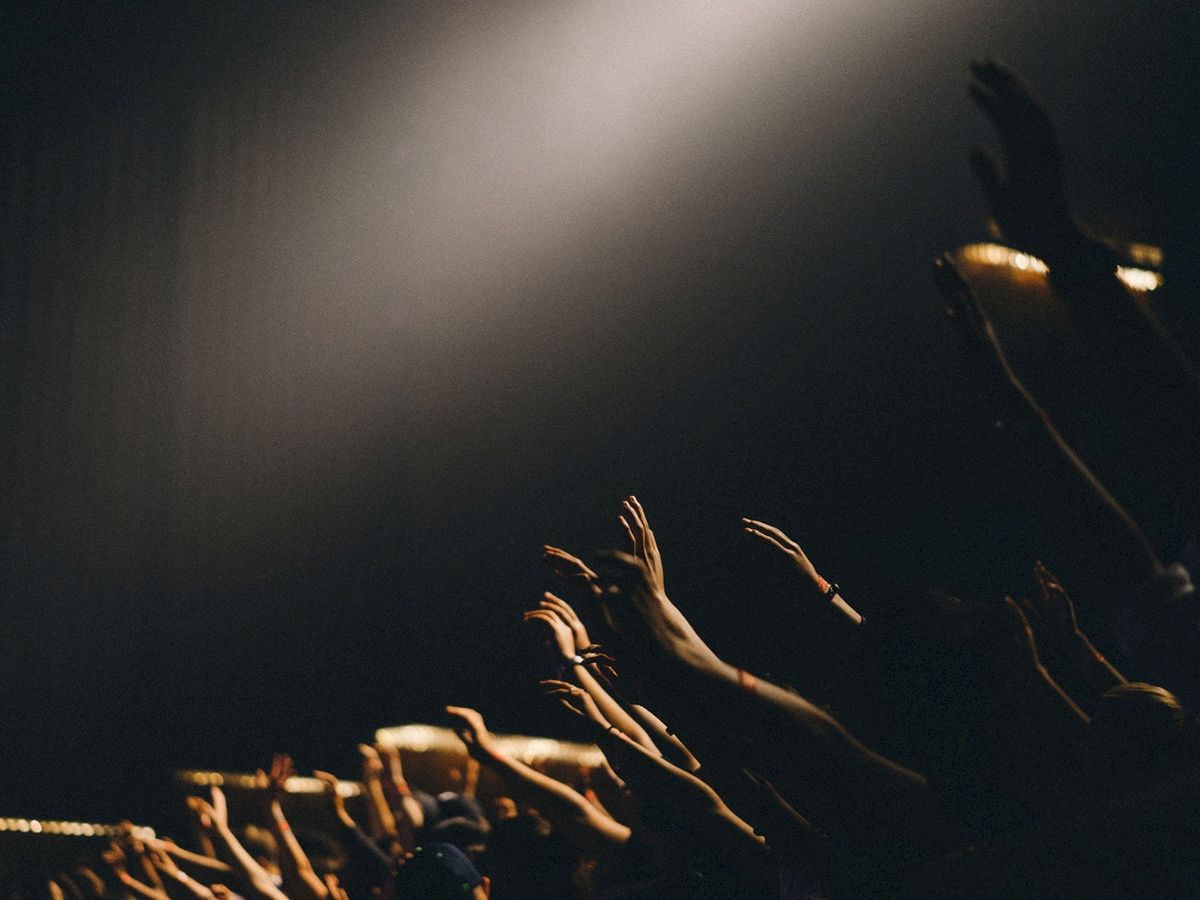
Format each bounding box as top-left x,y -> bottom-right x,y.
1,0 -> 1197,825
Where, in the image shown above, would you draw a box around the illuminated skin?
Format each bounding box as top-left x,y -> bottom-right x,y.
586,540 -> 933,843
186,788 -> 289,900
525,594 -> 658,752
357,743 -> 401,852
546,678 -> 766,855
490,795 -> 518,823
376,740 -> 426,832
444,705 -> 632,852
253,754 -> 336,900
741,517 -> 864,625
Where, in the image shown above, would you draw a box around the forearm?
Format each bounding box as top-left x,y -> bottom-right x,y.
1068,631 -> 1126,695
482,750 -> 631,851
110,871 -> 165,900
210,825 -> 288,900
380,775 -> 419,849
268,801 -> 326,900
381,755 -> 425,832
644,655 -> 928,834
596,726 -> 762,852
163,849 -> 235,887
362,775 -> 398,841
629,703 -> 700,772
572,664 -> 657,753
1005,385 -> 1162,594
157,869 -> 213,900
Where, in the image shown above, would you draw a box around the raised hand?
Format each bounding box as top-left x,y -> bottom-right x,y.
543,545 -> 602,591
618,495 -> 665,593
374,742 -> 404,786
1026,561 -> 1081,639
541,679 -> 610,728
524,601 -> 577,658
358,743 -> 384,777
742,517 -> 863,624
591,550 -> 719,672
268,753 -> 295,793
445,706 -> 501,762
313,771 -> 356,830
1021,561 -> 1126,693
968,58 -> 1081,257
540,591 -> 593,650
208,786 -> 229,830
741,518 -> 822,585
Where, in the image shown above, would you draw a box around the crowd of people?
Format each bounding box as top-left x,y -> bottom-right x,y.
8,60 -> 1200,897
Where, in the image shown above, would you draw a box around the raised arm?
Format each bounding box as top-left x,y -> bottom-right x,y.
525,593 -> 657,752
146,848 -> 217,900
587,551 -> 931,839
313,771 -> 395,890
967,58 -> 1200,537
741,518 -> 863,625
444,705 -> 631,852
548,681 -> 764,856
375,741 -> 422,847
255,754 -> 331,900
357,743 -> 400,851
935,253 -> 1162,601
1017,562 -> 1126,708
154,840 -> 235,887
186,789 -> 288,900
100,844 -> 167,900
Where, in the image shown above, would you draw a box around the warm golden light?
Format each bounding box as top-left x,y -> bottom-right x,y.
960,242 -> 1162,292
0,817 -> 154,839
175,770 -> 363,797
376,723 -> 605,768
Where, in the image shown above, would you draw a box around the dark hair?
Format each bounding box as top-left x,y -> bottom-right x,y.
1090,682 -> 1198,788
393,842 -> 484,898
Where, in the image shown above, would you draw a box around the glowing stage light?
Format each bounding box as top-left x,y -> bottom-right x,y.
175,769 -> 365,796
960,242 -> 1162,292
376,723 -> 604,768
0,816 -> 154,839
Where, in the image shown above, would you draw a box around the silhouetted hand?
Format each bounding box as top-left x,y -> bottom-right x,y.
968,59 -> 1082,258
541,679 -> 609,728
1027,561 -> 1081,639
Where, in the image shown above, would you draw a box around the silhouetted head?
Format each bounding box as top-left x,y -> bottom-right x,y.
393,842 -> 490,899
1089,682 -> 1198,789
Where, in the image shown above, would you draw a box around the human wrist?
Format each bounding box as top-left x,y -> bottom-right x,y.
557,653 -> 585,678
